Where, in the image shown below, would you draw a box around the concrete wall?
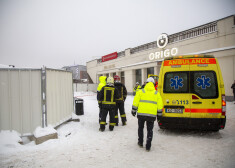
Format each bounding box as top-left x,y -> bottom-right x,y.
73,83 -> 98,92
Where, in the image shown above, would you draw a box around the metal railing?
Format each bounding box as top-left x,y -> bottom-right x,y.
168,21 -> 217,43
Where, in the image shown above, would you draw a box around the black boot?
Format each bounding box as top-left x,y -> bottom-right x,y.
109,126 -> 114,131
138,142 -> 143,148
146,143 -> 151,151
99,128 -> 105,132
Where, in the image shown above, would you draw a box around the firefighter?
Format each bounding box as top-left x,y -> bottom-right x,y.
133,82 -> 141,95
131,77 -> 163,151
98,77 -> 120,131
97,76 -> 107,123
113,75 -> 127,126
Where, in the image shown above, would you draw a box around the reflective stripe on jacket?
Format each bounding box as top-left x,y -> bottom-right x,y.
98,85 -> 120,108
132,82 -> 163,117
102,87 -> 116,105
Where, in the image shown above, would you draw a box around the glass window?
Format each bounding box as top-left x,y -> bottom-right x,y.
164,72 -> 189,93
191,71 -> 218,98
147,67 -> 154,77
135,69 -> 142,85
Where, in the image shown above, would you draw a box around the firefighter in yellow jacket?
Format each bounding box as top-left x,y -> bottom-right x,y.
131,77 -> 163,151
97,76 -> 107,123
98,77 -> 120,131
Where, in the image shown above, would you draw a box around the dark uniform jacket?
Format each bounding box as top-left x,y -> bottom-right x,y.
98,85 -> 120,109
114,82 -> 127,103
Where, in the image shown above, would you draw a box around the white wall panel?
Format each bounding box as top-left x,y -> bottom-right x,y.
1,68 -> 73,135
0,69 -> 41,135
0,70 -> 10,130
46,69 -> 73,127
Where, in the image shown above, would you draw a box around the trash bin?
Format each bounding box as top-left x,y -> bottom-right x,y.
75,98 -> 84,115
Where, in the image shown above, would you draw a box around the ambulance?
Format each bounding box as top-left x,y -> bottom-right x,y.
157,55 -> 226,131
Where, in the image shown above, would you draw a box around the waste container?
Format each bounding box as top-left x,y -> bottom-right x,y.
75,98 -> 84,115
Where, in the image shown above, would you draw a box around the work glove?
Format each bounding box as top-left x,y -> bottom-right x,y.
131,109 -> 137,117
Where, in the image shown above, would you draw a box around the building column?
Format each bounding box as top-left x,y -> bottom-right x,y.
154,66 -> 158,75
125,70 -> 135,93
141,68 -> 147,85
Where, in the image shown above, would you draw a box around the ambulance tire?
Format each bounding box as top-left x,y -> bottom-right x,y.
211,129 -> 219,132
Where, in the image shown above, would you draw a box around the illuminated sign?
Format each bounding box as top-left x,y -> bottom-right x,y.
149,33 -> 179,61
102,52 -> 118,62
149,48 -> 178,61
163,58 -> 216,66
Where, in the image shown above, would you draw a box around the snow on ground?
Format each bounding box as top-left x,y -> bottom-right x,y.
0,92 -> 235,168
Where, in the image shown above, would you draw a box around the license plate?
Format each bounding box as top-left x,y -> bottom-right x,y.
166,108 -> 183,113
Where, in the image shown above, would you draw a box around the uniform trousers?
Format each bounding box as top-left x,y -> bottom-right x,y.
100,108 -> 116,130
138,118 -> 154,148
115,101 -> 127,125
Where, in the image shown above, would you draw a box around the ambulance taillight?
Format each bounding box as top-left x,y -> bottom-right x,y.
222,94 -> 226,116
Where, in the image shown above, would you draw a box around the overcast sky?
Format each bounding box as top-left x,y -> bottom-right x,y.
0,0 -> 235,68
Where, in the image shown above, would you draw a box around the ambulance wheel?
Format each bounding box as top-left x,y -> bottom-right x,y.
212,129 -> 219,132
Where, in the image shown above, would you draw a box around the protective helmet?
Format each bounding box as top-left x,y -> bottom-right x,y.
114,75 -> 120,81
136,82 -> 139,85
106,77 -> 114,85
146,77 -> 154,84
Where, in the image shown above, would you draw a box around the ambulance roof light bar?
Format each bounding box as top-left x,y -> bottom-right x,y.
164,55 -> 215,60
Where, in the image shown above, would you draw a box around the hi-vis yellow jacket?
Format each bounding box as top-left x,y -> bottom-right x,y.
97,76 -> 107,102
97,76 -> 107,91
132,82 -> 163,118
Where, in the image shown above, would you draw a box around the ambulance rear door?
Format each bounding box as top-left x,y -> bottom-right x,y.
189,58 -> 222,119
162,59 -> 191,118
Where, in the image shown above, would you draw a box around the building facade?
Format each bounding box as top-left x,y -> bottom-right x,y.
62,65 -> 87,83
87,15 -> 235,98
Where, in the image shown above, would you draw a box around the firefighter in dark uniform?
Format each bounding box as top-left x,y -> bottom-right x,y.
114,75 -> 127,126
97,76 -> 107,123
98,77 -> 120,131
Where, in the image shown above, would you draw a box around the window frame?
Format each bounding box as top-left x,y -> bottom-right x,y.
163,71 -> 189,94
190,71 -> 219,99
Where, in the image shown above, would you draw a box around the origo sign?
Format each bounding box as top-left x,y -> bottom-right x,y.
149,33 -> 178,61
102,52 -> 118,62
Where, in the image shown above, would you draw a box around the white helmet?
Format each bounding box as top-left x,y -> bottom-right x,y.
136,82 -> 139,85
146,77 -> 154,84
107,77 -> 114,85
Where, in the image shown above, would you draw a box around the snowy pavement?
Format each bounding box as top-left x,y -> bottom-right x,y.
0,92 -> 235,168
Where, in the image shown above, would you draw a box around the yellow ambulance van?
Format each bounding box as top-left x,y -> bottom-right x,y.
157,55 -> 226,131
